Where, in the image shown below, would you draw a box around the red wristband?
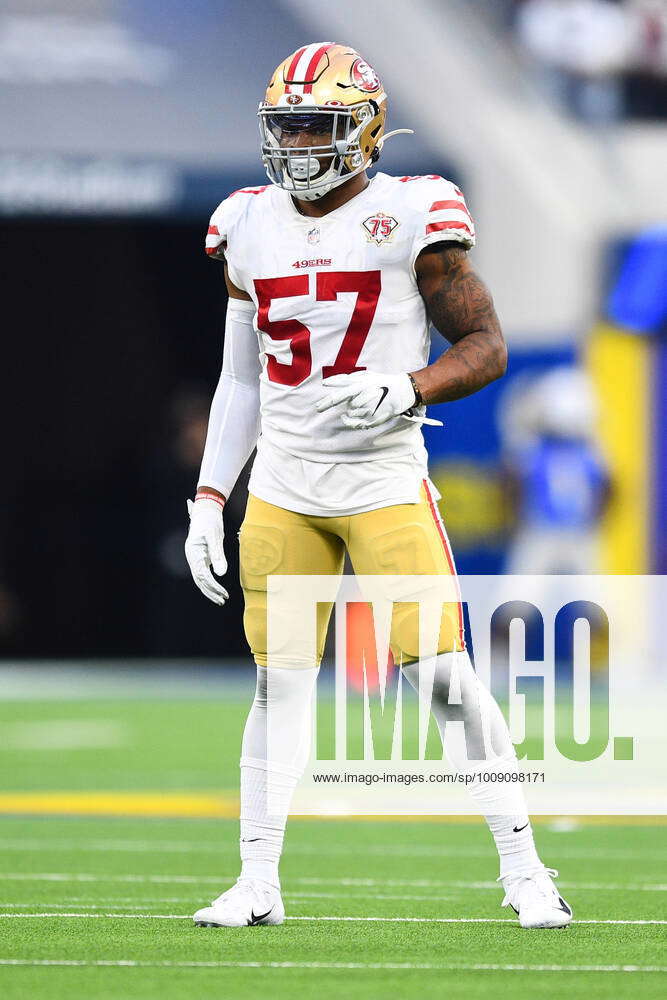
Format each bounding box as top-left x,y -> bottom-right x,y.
195,490 -> 225,509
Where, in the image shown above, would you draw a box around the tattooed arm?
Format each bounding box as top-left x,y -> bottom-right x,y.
411,243 -> 507,404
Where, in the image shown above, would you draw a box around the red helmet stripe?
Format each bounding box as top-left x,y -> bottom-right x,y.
302,42 -> 335,93
285,46 -> 308,81
284,45 -> 308,93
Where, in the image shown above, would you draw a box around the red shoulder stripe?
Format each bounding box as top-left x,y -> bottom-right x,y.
429,200 -> 469,214
227,185 -> 270,198
425,220 -> 472,237
399,174 -> 443,183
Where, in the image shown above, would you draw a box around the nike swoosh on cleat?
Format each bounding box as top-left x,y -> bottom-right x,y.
248,906 -> 274,926
558,896 -> 572,915
512,822 -> 529,833
372,386 -> 389,414
241,838 -> 261,842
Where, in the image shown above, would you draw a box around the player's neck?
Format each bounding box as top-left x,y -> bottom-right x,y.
291,173 -> 370,218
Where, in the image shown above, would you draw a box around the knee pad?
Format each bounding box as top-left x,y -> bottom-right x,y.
367,524 -> 439,576
389,602 -> 460,664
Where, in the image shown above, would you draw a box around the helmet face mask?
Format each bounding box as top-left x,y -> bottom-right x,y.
258,103 -> 375,201
257,43 -> 388,202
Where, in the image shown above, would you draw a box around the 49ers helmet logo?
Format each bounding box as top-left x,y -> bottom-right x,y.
351,58 -> 381,92
286,93 -> 303,105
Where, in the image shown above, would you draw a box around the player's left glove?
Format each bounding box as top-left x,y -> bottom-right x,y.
316,372 -> 419,429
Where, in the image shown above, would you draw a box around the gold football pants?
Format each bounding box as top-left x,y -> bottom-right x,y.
239,481 -> 464,667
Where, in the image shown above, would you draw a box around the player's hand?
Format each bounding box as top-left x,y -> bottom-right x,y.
184,497 -> 229,606
316,372 -> 417,429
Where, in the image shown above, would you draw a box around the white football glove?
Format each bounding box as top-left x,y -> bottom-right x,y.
316,372 -> 418,429
185,497 -> 229,606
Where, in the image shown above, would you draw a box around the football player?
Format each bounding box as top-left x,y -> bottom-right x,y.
185,43 -> 572,930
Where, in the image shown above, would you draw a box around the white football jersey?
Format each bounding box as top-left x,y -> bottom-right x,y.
205,172 -> 475,474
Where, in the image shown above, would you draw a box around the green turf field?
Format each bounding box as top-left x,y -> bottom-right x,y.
0,674 -> 665,999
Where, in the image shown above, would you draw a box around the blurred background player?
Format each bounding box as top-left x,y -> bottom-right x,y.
500,366 -> 612,575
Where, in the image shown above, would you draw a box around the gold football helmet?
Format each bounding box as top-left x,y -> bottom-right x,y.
258,43 -> 410,201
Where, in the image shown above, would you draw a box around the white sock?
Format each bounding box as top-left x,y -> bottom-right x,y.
239,665 -> 318,889
401,652 -> 541,877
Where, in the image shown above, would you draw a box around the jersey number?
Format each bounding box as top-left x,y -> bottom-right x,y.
254,270 -> 381,386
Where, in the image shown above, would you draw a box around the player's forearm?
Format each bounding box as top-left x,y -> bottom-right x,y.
414,244 -> 507,404
410,329 -> 507,404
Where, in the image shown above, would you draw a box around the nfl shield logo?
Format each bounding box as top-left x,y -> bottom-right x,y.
362,212 -> 399,245
307,226 -> 320,245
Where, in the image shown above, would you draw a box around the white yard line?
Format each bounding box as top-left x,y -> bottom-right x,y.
0,903 -> 190,911
0,912 -> 665,925
0,883 -> 665,908
0,872 -> 664,891
0,873 -> 216,884
289,881 -> 667,892
0,898 -> 453,910
0,899 -> 199,907
0,872 -> 667,899
0,958 -> 664,973
0,839 -> 665,862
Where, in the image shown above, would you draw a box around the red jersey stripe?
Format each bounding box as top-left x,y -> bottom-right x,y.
207,224 -> 219,236
228,185 -> 269,198
425,220 -> 472,236
429,200 -> 469,214
399,174 -> 443,183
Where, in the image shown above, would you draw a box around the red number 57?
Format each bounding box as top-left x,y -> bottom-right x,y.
253,270 -> 381,386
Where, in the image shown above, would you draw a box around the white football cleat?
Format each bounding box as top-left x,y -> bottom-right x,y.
193,878 -> 285,928
499,866 -> 573,929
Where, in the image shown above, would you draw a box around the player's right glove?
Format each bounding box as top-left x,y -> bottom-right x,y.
184,493 -> 229,606
316,372 -> 442,429
316,372 -> 417,429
